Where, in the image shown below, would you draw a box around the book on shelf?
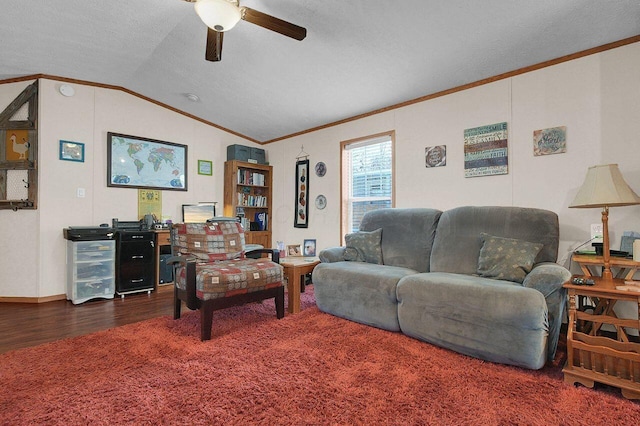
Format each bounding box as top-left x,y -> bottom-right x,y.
235,216 -> 250,232
237,170 -> 265,186
236,192 -> 267,207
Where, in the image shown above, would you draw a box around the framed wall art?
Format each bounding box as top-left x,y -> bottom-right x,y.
59,140 -> 84,162
463,122 -> 508,178
533,126 -> 566,156
107,132 -> 187,191
198,159 -> 213,175
294,159 -> 309,228
315,161 -> 326,177
425,145 -> 446,167
6,130 -> 30,161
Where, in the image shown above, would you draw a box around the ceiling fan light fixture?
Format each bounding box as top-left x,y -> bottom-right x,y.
194,0 -> 241,32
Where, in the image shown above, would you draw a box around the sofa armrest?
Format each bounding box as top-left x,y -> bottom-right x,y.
522,262 -> 572,362
246,248 -> 280,263
166,255 -> 192,266
319,247 -> 345,263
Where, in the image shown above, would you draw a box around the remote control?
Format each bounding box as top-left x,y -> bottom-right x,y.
571,277 -> 595,286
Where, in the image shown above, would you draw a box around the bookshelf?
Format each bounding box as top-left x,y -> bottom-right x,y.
224,160 -> 272,248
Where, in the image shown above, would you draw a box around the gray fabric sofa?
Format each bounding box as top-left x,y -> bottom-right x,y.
312,206 -> 572,370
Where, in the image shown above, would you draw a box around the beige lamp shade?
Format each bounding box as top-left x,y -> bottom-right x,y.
569,164 -> 640,209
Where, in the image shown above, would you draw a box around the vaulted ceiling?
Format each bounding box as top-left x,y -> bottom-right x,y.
1,1 -> 639,143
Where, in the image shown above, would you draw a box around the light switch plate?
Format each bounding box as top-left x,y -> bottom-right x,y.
591,223 -> 603,243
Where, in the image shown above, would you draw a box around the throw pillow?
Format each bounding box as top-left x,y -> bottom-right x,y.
344,228 -> 383,264
477,233 -> 543,284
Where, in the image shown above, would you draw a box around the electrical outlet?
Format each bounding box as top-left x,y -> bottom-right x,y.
77,187 -> 85,198
591,223 -> 603,243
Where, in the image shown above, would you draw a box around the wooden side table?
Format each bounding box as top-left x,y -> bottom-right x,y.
280,257 -> 319,314
572,253 -> 640,280
562,276 -> 640,400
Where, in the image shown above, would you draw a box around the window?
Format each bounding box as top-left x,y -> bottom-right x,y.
341,132 -> 394,239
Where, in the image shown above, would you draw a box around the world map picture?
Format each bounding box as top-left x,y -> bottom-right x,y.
108,133 -> 187,191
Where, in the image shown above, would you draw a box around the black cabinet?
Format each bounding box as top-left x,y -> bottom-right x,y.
115,231 -> 155,297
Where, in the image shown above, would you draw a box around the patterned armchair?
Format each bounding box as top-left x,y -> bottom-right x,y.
169,219 -> 284,340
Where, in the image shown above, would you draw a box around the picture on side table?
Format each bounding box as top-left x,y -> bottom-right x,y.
287,244 -> 302,256
303,239 -> 316,257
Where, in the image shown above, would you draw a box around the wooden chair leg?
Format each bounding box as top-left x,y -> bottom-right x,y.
200,301 -> 214,341
275,286 -> 285,319
173,286 -> 182,320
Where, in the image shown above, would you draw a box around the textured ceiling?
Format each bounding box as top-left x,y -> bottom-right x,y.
1,0 -> 639,143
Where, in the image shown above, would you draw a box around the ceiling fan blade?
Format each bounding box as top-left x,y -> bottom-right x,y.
242,7 -> 306,41
205,28 -> 223,62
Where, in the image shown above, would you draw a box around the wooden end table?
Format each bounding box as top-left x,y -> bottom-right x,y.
280,257 -> 319,314
562,276 -> 640,400
572,253 -> 640,280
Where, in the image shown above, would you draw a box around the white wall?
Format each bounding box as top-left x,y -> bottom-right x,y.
269,42 -> 640,273
1,79 -> 259,298
2,41 -> 639,299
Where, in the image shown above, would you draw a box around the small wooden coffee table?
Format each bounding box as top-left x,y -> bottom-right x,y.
280,257 -> 320,314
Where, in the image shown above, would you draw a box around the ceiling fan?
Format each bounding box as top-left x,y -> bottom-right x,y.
184,0 -> 307,62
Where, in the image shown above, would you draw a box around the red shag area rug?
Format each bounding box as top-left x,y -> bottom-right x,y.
1,286 -> 639,425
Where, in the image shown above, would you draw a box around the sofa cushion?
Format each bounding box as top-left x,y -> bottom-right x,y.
313,261 -> 418,332
396,272 -> 549,370
344,228 -> 383,264
430,206 -> 559,275
477,233 -> 543,283
359,208 -> 442,273
172,221 -> 245,261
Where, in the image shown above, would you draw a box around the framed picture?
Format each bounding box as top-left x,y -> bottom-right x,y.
294,159 -> 309,228
533,126 -> 567,156
107,132 -> 187,191
6,130 -> 30,161
463,122 -> 508,178
303,239 -> 316,257
198,160 -> 213,175
287,244 -> 302,257
59,140 -> 84,162
425,145 -> 446,167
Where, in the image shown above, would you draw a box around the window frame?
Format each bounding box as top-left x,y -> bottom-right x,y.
340,131 -> 395,243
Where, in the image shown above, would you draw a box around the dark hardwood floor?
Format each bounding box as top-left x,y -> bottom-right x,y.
0,285 -> 175,354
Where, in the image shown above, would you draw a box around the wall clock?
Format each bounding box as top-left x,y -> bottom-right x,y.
315,194 -> 327,210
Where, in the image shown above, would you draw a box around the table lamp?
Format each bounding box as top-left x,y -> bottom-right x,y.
569,164 -> 640,280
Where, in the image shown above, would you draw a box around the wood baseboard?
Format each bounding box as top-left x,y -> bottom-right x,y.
0,294 -> 66,304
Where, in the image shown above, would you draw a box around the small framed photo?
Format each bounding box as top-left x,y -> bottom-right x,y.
198,160 -> 213,176
303,239 -> 317,257
59,140 -> 85,162
287,244 -> 302,257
